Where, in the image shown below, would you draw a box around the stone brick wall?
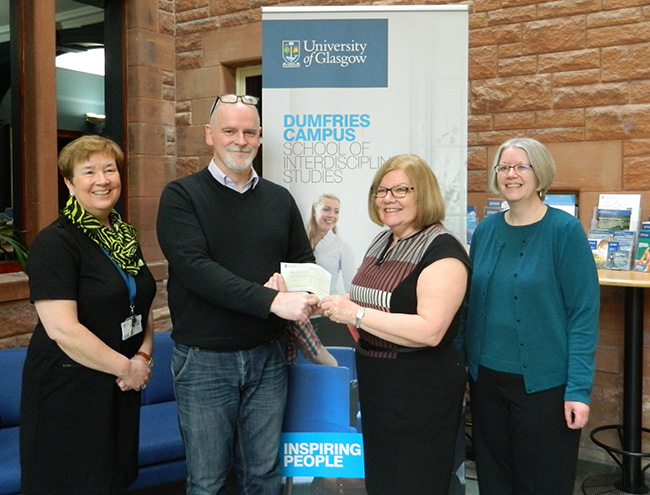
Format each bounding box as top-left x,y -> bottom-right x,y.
125,0 -> 177,263
0,273 -> 35,348
166,0 -> 650,465
467,0 -> 650,213
2,0 -> 650,465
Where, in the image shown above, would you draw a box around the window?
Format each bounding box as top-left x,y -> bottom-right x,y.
0,0 -> 124,273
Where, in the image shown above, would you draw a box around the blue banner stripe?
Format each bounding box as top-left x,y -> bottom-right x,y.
280,432 -> 365,477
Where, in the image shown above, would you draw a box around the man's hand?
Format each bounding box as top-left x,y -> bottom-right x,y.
264,273 -> 287,292
270,289 -> 319,325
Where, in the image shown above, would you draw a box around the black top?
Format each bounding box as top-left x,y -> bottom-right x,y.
157,168 -> 314,350
20,216 -> 156,495
350,224 -> 470,357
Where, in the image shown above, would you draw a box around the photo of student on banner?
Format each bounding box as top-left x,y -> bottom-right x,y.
307,193 -> 357,347
319,154 -> 470,495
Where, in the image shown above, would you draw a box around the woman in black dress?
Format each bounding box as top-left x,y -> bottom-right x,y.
20,136 -> 156,495
319,154 -> 470,494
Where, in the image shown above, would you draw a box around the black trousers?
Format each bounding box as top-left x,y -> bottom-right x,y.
470,366 -> 582,495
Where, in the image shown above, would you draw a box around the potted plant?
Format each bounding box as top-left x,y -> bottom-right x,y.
0,219 -> 28,273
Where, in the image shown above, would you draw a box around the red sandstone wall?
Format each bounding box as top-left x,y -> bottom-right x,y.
166,0 -> 650,465
2,0 -> 650,465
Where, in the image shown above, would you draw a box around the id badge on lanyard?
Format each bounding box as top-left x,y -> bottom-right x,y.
103,249 -> 143,340
120,272 -> 143,340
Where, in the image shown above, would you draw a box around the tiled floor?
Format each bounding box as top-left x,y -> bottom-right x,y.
132,459 -> 630,494
464,459 -> 622,495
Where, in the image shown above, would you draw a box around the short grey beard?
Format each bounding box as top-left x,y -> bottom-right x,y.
224,157 -> 252,173
223,147 -> 256,173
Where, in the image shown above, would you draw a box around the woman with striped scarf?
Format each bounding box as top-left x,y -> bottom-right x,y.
20,135 -> 156,495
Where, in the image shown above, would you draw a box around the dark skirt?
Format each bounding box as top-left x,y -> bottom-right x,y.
356,343 -> 466,495
20,329 -> 142,495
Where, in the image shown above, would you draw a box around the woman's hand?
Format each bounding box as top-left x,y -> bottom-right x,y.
565,401 -> 590,429
319,294 -> 356,325
116,357 -> 152,392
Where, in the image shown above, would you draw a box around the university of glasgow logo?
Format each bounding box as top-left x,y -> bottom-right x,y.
282,41 -> 300,68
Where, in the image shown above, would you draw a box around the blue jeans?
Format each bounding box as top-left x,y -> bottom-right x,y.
171,340 -> 287,495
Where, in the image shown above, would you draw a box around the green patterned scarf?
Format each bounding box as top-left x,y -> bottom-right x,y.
62,195 -> 144,275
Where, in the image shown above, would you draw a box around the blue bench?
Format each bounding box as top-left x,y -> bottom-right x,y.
0,347 -> 24,495
129,330 -> 186,491
0,331 -> 186,495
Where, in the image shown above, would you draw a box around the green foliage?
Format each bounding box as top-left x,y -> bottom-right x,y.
0,220 -> 28,271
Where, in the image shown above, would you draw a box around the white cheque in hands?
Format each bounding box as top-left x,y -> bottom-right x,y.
280,262 -> 331,300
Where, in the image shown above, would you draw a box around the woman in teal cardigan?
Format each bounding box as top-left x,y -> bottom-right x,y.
459,137 -> 599,495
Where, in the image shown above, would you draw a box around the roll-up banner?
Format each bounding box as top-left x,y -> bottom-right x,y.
262,5 -> 469,481
262,5 -> 469,268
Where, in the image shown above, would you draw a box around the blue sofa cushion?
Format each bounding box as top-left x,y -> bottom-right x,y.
0,427 -> 20,495
0,347 -> 27,427
138,402 -> 185,466
141,331 -> 175,405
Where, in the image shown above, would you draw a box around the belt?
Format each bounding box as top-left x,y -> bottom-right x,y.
358,339 -> 430,354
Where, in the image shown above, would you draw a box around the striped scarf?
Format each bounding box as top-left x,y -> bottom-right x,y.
62,195 -> 144,275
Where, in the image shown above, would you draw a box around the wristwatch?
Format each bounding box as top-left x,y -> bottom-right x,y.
355,307 -> 365,329
136,351 -> 154,367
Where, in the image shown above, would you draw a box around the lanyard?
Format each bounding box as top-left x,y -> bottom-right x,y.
101,249 -> 137,309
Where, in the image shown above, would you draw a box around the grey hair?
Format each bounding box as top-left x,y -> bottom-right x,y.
489,137 -> 556,201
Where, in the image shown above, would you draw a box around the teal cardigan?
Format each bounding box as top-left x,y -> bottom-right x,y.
457,207 -> 600,404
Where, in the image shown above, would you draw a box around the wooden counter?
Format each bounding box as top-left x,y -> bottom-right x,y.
598,269 -> 650,288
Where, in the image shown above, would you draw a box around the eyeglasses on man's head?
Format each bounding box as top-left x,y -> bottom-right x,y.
210,94 -> 259,117
494,164 -> 533,175
373,185 -> 415,198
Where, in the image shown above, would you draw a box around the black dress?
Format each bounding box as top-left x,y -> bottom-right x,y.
20,216 -> 156,495
350,224 -> 469,495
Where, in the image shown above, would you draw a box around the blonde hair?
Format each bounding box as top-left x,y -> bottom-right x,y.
368,154 -> 445,228
307,193 -> 341,244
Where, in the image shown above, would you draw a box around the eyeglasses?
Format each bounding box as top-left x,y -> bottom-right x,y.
373,185 -> 415,198
494,164 -> 533,175
209,94 -> 259,117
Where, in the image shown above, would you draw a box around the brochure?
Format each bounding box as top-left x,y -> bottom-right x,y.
598,193 -> 641,231
588,230 -> 636,271
634,230 -> 650,272
595,208 -> 632,231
